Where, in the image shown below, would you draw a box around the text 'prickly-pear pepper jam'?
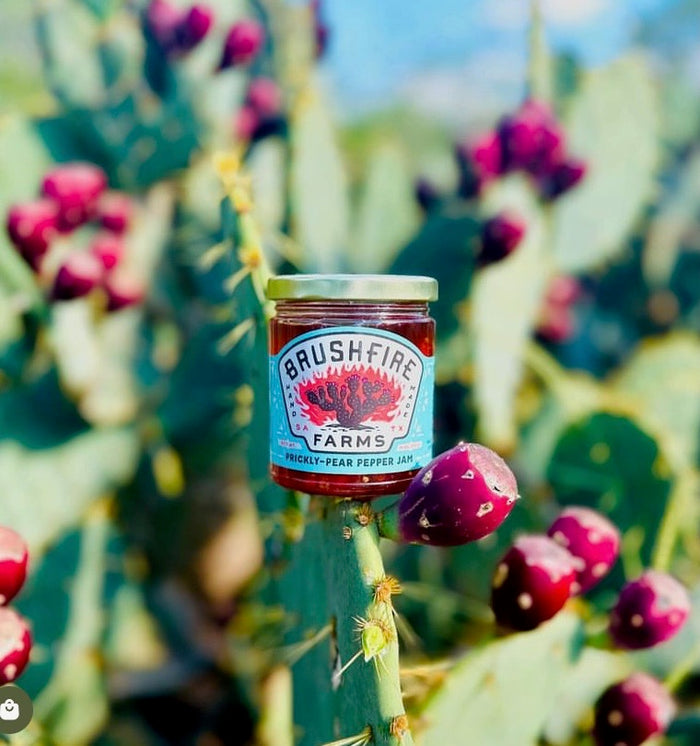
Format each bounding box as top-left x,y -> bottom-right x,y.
268,274 -> 438,498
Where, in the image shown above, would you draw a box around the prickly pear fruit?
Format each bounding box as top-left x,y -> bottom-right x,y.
382,443 -> 519,547
6,200 -> 59,269
90,232 -> 125,272
145,0 -> 182,50
593,673 -> 675,746
478,213 -> 526,265
609,570 -> 690,650
547,507 -> 620,594
490,535 -> 577,631
0,527 -> 28,606
536,306 -> 576,343
0,607 -> 31,684
546,276 -> 583,306
51,253 -> 103,301
234,106 -> 260,142
246,77 -> 282,117
175,4 -> 214,52
498,100 -> 564,174
219,20 -> 265,69
104,273 -> 144,311
540,158 -> 587,200
97,192 -> 132,234
41,163 -> 108,231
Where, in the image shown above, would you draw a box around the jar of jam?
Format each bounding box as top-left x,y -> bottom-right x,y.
268,274 -> 438,498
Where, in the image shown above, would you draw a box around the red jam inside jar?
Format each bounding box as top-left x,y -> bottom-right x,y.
268,274 -> 438,498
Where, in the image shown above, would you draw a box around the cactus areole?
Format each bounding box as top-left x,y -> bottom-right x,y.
267,274 -> 437,497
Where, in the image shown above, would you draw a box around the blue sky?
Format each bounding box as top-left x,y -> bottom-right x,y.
319,0 -> 677,117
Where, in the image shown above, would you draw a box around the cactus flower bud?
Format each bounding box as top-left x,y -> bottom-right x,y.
104,273 -> 145,312
219,20 -> 265,69
0,607 -> 31,684
593,673 -> 675,746
478,213 -> 526,265
380,443 -> 519,547
540,158 -> 587,200
610,570 -> 690,650
547,507 -> 620,594
51,253 -> 103,301
0,527 -> 28,606
490,535 -> 577,631
246,77 -> 282,117
41,162 -> 108,231
97,191 -> 132,234
6,200 -> 59,269
90,232 -> 125,272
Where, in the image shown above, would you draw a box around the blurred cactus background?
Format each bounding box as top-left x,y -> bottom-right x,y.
1,0 -> 700,744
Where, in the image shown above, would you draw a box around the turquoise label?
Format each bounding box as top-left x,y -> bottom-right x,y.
269,327 -> 434,475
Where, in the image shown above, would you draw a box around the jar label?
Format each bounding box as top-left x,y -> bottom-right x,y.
269,327 -> 434,475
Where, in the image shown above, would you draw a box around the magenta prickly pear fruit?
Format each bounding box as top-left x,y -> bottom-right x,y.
547,507 -> 620,594
6,199 -> 59,269
546,275 -> 582,306
455,131 -> 501,197
498,99 -> 564,174
609,570 -> 690,650
0,607 -> 31,684
104,273 -> 145,312
146,0 -> 182,50
383,442 -> 519,547
41,162 -> 108,232
246,77 -> 282,117
175,4 -> 214,52
540,158 -> 587,200
593,673 -> 675,746
478,213 -> 526,265
97,191 -> 132,234
490,535 -> 577,631
90,232 -> 125,272
0,527 -> 28,606
456,131 -> 502,180
51,253 -> 103,301
219,20 -> 265,69
234,105 -> 260,142
536,305 -> 576,344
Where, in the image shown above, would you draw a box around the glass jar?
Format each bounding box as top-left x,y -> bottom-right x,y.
268,274 -> 438,498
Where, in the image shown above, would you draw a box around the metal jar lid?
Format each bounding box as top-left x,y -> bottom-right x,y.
267,274 -> 438,302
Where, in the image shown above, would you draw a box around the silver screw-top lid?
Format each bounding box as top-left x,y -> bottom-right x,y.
267,274 -> 438,301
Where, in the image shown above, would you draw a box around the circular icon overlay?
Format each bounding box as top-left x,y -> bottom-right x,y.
0,684 -> 33,734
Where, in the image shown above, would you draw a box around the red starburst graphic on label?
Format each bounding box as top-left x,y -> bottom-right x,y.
297,367 -> 401,428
